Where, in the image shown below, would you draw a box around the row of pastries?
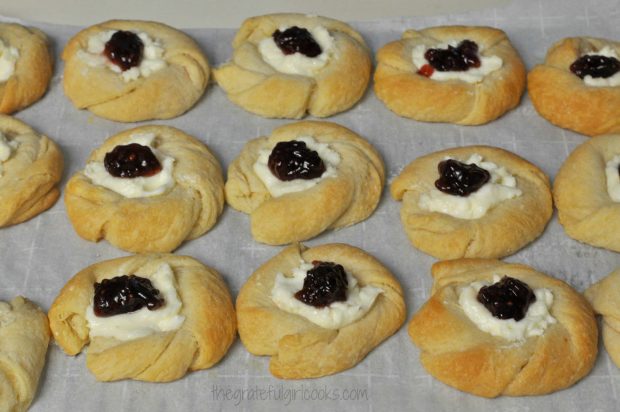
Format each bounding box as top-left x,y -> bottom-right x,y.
1,12 -> 620,411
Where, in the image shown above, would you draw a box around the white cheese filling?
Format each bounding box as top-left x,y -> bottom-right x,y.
605,155 -> 620,201
581,46 -> 620,87
253,136 -> 340,197
412,40 -> 503,83
418,153 -> 522,220
78,30 -> 166,82
458,275 -> 556,342
84,132 -> 175,198
85,263 -> 185,341
258,25 -> 335,77
0,39 -> 19,82
0,131 -> 18,177
271,260 -> 383,329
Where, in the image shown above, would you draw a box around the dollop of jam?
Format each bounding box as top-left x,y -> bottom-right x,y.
273,26 -> 322,57
93,275 -> 164,317
435,159 -> 491,197
294,261 -> 348,308
104,30 -> 144,71
104,143 -> 162,178
570,54 -> 620,79
477,276 -> 536,321
268,140 -> 326,181
418,39 -> 481,76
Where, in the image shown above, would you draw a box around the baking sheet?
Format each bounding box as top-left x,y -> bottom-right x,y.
2,0 -> 620,410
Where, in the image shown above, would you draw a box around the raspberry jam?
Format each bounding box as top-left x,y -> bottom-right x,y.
104,30 -> 144,71
570,54 -> 620,79
435,159 -> 491,197
477,276 -> 536,321
273,26 -> 322,57
104,143 -> 162,178
267,140 -> 326,181
294,261 -> 348,308
418,39 -> 481,76
93,275 -> 164,317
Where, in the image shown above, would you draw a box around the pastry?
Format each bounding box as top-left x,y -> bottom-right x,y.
0,296 -> 50,412
528,36 -> 620,136
409,258 -> 597,397
554,134 -> 620,251
585,268 -> 620,369
236,242 -> 406,379
374,26 -> 526,125
48,254 -> 236,382
64,125 -> 224,253
62,19 -> 209,122
214,13 -> 371,118
0,115 -> 63,228
391,145 -> 552,259
225,121 -> 384,245
0,23 -> 53,114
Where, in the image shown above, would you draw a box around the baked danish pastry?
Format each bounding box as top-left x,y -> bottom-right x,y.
585,268 -> 620,369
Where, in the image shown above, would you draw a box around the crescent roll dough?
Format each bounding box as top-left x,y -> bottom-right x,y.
0,115 -> 63,228
0,23 -> 53,114
225,121 -> 384,245
409,259 -> 597,398
0,297 -> 50,412
214,13 -> 371,118
528,37 -> 620,137
374,26 -> 526,125
64,125 -> 224,253
48,254 -> 237,382
585,268 -> 620,369
63,20 -> 210,122
391,145 -> 552,259
554,134 -> 620,251
236,243 -> 406,379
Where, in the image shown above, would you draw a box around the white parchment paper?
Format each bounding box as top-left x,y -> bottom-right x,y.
1,0 -> 619,410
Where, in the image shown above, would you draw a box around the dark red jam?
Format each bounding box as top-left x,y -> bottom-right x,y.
93,275 -> 164,317
477,276 -> 536,321
570,54 -> 620,79
104,30 -> 144,71
104,143 -> 162,178
418,39 -> 481,76
267,140 -> 326,181
294,261 -> 348,308
273,26 -> 322,57
435,159 -> 491,197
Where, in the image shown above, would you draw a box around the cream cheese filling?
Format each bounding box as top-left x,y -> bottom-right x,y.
0,39 -> 19,82
0,131 -> 19,177
605,154 -> 620,201
582,46 -> 620,87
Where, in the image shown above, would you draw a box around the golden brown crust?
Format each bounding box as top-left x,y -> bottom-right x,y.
374,26 -> 526,125
0,296 -> 50,412
390,145 -> 552,259
64,125 -> 224,253
0,115 -> 64,227
48,254 -> 236,382
585,269 -> 620,369
236,243 -> 406,378
225,120 -> 384,244
409,258 -> 597,398
214,13 -> 371,118
554,134 -> 620,251
0,23 -> 53,114
62,20 -> 210,122
528,37 -> 620,137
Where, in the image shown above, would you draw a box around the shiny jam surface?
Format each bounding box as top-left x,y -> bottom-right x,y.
93,275 -> 164,317
104,143 -> 162,178
418,39 -> 481,77
294,261 -> 348,308
267,140 -> 326,181
273,26 -> 322,57
435,159 -> 491,197
570,54 -> 620,79
476,276 -> 536,321
104,30 -> 144,71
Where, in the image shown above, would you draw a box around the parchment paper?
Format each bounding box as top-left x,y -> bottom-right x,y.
1,0 -> 619,410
